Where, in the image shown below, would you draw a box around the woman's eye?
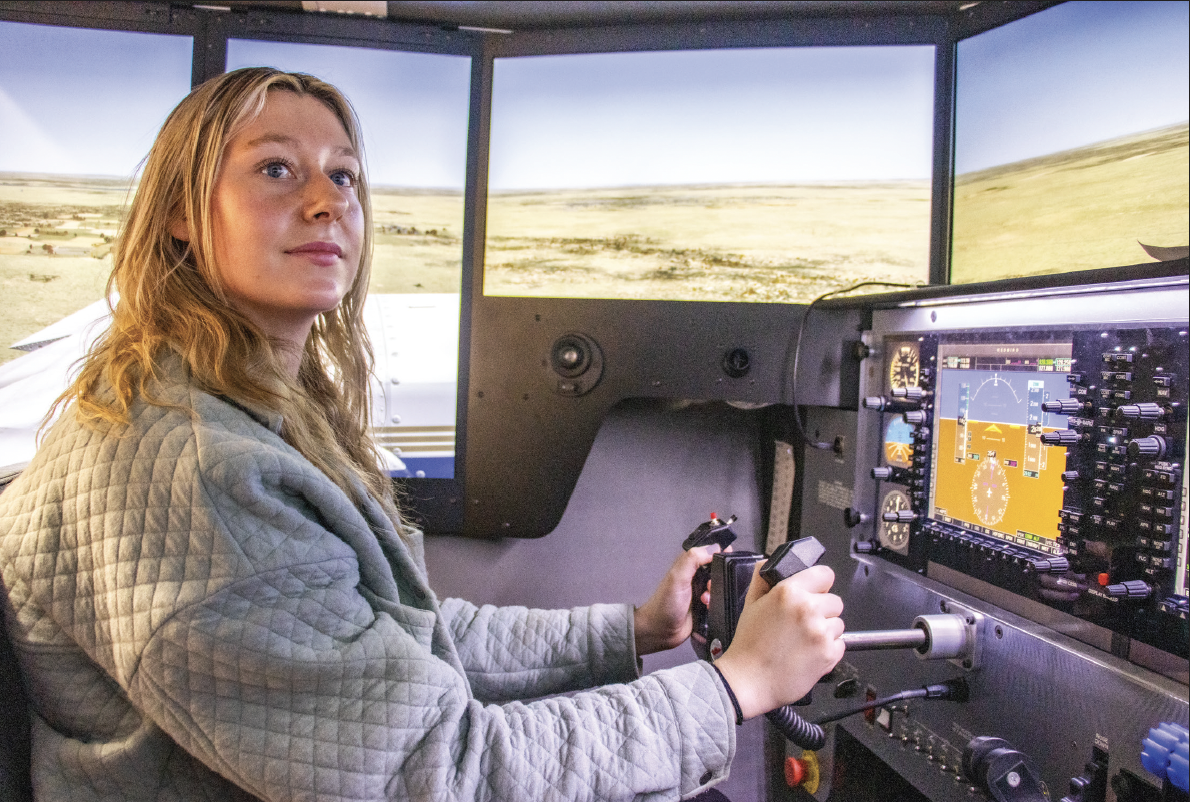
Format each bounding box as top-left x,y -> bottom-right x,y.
263,162 -> 292,179
330,170 -> 356,187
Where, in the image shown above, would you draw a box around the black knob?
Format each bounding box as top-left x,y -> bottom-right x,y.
882,510 -> 916,524
1105,580 -> 1152,599
1029,556 -> 1070,574
1127,436 -> 1167,459
891,386 -> 927,402
843,508 -> 870,528
1042,399 -> 1084,415
722,348 -> 751,378
1040,430 -> 1081,446
903,410 -> 928,426
1061,470 -> 1080,482
963,736 -> 1046,799
853,540 -> 878,554
1116,403 -> 1164,421
871,466 -> 913,483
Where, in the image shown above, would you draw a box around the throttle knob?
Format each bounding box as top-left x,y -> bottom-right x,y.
1117,403 -> 1164,421
1040,430 -> 1081,446
882,510 -> 916,524
1042,399 -> 1083,415
1127,436 -> 1167,459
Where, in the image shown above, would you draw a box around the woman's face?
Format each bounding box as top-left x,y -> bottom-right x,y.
198,90 -> 364,344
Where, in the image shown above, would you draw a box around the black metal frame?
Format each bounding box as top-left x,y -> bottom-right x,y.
0,0 -> 1064,536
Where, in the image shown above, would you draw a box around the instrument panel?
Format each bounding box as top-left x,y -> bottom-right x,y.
856,279 -> 1189,662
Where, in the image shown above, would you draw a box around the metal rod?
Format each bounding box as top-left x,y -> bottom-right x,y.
842,628 -> 928,652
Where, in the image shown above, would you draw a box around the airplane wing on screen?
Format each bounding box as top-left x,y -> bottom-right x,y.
0,295 -> 460,478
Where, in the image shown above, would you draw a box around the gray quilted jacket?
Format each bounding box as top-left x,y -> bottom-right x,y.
0,359 -> 735,801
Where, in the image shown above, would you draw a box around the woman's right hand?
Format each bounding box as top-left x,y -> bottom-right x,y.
711,563 -> 845,721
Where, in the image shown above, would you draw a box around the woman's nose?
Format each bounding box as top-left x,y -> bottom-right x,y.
304,173 -> 350,221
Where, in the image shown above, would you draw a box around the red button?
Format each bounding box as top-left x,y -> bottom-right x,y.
1098,573 -> 1110,586
784,757 -> 806,787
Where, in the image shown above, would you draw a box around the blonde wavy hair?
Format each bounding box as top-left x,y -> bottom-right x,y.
56,67 -> 399,524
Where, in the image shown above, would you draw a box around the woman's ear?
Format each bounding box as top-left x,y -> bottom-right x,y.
169,216 -> 191,242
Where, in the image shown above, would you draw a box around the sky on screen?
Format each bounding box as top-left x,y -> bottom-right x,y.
956,0 -> 1190,174
0,21 -> 192,177
2,1 -> 1186,185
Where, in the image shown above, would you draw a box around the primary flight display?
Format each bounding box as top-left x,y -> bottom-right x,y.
929,341 -> 1074,555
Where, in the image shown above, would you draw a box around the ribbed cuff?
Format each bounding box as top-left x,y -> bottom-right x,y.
708,662 -> 744,725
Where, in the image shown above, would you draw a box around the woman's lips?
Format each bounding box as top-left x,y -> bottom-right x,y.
286,241 -> 343,265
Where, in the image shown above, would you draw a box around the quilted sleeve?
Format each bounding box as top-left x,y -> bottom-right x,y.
438,596 -> 640,702
120,409 -> 736,801
132,565 -> 736,802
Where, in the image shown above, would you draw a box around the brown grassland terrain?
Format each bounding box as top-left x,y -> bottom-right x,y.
0,179 -> 464,365
951,122 -> 1189,283
4,121 -> 1184,366
483,182 -> 931,302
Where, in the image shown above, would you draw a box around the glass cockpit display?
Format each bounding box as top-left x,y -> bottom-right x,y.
929,341 -> 1074,555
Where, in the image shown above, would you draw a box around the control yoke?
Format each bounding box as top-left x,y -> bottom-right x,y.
682,516 -> 983,747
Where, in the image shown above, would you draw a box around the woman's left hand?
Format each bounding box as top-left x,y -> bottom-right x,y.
633,544 -> 720,656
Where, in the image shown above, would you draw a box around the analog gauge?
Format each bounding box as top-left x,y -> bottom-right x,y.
888,344 -> 920,390
884,417 -> 915,469
879,488 -> 913,554
971,458 -> 1010,527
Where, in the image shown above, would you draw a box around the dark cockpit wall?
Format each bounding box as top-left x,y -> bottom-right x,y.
3,3 -> 1188,802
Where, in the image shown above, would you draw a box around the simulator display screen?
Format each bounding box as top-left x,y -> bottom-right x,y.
226,39 -> 470,480
486,46 -> 935,303
952,1 -> 1189,283
929,341 -> 1074,554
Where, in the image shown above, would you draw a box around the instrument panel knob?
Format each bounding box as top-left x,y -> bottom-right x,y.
1127,436 -> 1167,459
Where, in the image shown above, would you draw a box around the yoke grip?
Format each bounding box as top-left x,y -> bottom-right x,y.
759,536 -> 826,586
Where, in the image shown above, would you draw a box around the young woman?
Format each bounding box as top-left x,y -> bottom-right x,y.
0,68 -> 844,801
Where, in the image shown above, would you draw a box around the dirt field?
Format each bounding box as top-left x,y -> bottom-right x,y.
0,177 -> 465,365
369,188 -> 463,293
483,182 -> 932,302
951,122 -> 1189,283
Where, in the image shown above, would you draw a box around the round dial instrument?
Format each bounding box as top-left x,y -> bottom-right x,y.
888,344 -> 920,390
970,458 -> 1010,527
879,488 -> 913,552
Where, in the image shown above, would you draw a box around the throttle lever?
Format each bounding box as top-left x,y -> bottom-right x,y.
685,515 -> 739,659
